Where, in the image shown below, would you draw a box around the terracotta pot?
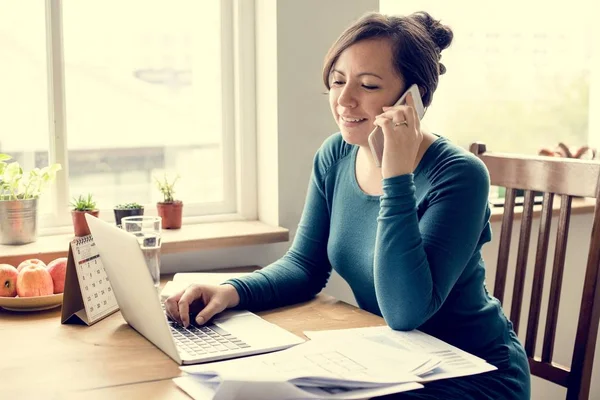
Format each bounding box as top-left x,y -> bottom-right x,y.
71,210 -> 100,237
157,201 -> 183,229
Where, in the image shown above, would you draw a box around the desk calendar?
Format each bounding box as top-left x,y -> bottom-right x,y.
61,235 -> 119,325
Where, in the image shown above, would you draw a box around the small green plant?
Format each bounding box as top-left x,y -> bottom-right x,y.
154,173 -> 180,203
0,153 -> 62,201
115,202 -> 143,209
70,193 -> 97,211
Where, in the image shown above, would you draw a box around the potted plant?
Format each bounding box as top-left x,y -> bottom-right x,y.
0,153 -> 62,245
538,142 -> 596,160
154,174 -> 183,229
113,202 -> 144,227
70,193 -> 99,237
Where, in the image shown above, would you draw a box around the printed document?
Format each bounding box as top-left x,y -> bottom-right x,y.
177,336 -> 434,399
304,326 -> 497,381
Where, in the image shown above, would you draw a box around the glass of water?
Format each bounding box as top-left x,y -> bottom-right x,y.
121,216 -> 162,288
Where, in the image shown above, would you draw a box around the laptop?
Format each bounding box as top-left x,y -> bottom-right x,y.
85,214 -> 305,365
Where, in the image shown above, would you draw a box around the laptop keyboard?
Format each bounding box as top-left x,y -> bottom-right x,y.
167,317 -> 251,357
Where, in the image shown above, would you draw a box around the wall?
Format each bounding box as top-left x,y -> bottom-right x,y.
161,1 -> 599,398
162,0 -> 378,272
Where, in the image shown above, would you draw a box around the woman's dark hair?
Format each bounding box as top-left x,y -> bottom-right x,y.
322,11 -> 453,107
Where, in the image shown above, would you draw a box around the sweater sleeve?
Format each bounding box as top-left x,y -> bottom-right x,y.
225,149 -> 334,311
374,156 -> 491,330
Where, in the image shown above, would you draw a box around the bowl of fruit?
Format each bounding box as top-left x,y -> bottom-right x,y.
0,258 -> 67,312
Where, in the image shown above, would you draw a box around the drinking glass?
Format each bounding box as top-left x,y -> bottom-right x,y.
121,216 -> 162,288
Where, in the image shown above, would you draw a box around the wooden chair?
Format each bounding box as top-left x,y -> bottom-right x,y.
470,142 -> 600,400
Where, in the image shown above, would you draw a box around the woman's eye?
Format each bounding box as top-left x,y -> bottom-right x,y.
363,85 -> 379,90
331,80 -> 345,86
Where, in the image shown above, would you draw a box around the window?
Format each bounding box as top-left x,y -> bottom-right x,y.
1,0 -> 255,233
380,0 -> 596,156
0,3 -> 52,215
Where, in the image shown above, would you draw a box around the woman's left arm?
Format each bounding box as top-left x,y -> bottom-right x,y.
374,161 -> 490,331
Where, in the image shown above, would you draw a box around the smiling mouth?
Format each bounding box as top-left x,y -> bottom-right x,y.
340,116 -> 367,124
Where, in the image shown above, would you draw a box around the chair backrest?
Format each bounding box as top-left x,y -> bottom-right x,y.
470,142 -> 600,400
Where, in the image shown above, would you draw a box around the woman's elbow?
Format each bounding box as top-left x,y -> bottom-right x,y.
381,300 -> 438,331
383,314 -> 422,331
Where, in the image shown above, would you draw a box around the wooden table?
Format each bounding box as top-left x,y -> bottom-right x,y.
1,277 -> 385,399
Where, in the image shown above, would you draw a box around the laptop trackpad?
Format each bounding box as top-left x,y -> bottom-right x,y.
213,311 -> 299,348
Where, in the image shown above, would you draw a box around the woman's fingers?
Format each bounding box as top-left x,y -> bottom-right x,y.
164,284 -> 236,327
195,298 -> 227,325
378,93 -> 420,128
164,290 -> 185,324
373,114 -> 394,129
178,285 -> 210,327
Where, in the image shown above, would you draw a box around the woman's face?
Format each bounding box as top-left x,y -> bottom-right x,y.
329,38 -> 404,147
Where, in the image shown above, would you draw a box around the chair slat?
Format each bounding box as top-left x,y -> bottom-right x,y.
525,193 -> 554,357
511,190 -> 535,334
568,195 -> 600,400
542,195 -> 573,363
529,358 -> 570,387
495,188 -> 516,304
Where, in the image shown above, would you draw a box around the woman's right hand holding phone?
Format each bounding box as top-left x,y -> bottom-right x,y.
374,92 -> 423,178
164,283 -> 240,327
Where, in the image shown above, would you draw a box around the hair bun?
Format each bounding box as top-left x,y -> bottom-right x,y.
410,11 -> 453,52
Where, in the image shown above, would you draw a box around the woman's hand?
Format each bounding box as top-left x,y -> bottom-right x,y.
373,93 -> 423,178
164,283 -> 240,327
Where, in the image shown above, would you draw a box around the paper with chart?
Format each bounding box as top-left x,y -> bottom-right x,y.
160,272 -> 250,301
178,336 -> 434,399
304,326 -> 497,381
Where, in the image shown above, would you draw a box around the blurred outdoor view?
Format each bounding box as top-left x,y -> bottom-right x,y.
381,0 -> 593,154
0,1 -> 225,216
1,1 -> 596,219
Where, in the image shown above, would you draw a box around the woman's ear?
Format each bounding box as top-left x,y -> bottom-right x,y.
418,85 -> 427,98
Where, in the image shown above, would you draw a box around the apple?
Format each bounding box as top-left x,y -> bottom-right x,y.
16,264 -> 54,297
0,264 -> 18,297
17,258 -> 46,273
47,257 -> 68,294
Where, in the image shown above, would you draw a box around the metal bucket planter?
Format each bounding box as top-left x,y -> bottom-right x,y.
0,198 -> 38,245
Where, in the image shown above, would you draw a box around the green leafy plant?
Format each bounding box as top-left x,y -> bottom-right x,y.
114,202 -> 143,209
0,153 -> 62,201
70,193 -> 97,211
154,174 -> 180,203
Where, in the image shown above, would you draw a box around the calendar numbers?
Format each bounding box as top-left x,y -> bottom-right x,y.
71,237 -> 118,323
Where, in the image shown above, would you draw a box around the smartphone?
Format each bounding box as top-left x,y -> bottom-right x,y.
367,84 -> 425,167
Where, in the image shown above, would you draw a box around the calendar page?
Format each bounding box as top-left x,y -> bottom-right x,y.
70,235 -> 119,323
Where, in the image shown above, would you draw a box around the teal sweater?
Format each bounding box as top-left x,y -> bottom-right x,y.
227,133 -> 513,358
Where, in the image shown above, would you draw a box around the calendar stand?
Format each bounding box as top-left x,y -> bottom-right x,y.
61,235 -> 119,326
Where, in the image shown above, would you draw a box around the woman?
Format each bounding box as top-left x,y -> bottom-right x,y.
165,11 -> 531,399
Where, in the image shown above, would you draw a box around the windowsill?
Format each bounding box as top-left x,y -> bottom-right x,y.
489,196 -> 596,223
0,198 -> 594,267
0,220 -> 289,266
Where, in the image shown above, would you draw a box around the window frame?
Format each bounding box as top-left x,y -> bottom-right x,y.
40,0 -> 257,235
